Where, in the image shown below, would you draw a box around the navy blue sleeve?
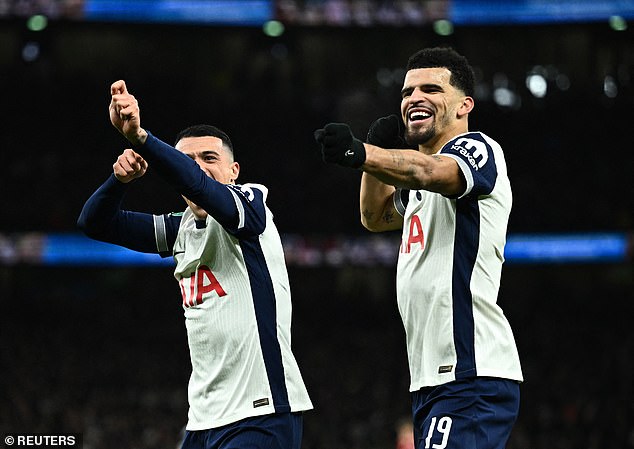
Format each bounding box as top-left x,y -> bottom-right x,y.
135,132 -> 265,236
440,132 -> 498,198
224,184 -> 267,237
77,174 -> 180,256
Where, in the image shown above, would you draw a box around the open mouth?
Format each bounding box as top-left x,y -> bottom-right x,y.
408,109 -> 432,124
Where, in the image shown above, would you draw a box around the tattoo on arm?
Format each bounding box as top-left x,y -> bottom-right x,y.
391,152 -> 406,166
382,209 -> 394,224
423,154 -> 443,176
362,209 -> 375,221
392,152 -> 417,177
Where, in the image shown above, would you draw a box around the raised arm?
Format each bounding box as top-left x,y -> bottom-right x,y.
108,81 -> 234,225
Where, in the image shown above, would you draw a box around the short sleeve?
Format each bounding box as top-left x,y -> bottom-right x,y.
393,188 -> 410,216
440,132 -> 498,198
225,183 -> 268,237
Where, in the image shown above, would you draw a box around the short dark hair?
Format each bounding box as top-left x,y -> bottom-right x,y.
174,124 -> 234,156
406,47 -> 475,97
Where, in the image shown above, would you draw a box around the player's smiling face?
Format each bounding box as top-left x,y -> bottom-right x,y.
400,67 -> 467,148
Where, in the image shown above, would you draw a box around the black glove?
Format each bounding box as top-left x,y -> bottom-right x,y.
314,123 -> 366,169
366,114 -> 411,149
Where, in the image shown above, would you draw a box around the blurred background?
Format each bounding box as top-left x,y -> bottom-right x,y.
1,0 -> 633,448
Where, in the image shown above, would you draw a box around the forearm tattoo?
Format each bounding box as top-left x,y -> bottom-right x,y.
392,152 -> 417,177
423,154 -> 443,175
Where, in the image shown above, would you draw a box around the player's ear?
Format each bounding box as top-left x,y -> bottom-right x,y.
457,96 -> 474,118
230,162 -> 240,183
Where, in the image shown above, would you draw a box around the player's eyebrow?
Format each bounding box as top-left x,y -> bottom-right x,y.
186,149 -> 220,158
401,83 -> 444,97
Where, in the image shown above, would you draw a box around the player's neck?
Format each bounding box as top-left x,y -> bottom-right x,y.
422,124 -> 469,154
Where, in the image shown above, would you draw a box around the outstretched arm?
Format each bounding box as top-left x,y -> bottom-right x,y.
77,149 -> 179,255
362,143 -> 464,195
314,121 -> 465,195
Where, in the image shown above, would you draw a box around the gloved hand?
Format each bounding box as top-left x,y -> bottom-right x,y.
366,114 -> 411,149
314,123 -> 366,169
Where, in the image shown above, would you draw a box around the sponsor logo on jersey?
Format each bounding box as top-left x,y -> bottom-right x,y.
450,137 -> 489,170
400,213 -> 425,254
179,265 -> 228,307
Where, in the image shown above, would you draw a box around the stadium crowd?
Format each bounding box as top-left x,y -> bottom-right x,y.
1,263 -> 632,449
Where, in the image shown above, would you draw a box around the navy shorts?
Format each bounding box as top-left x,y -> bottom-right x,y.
411,377 -> 520,449
180,412 -> 304,449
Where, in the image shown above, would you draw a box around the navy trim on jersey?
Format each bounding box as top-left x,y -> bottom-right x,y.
394,188 -> 410,217
452,196 -> 479,378
226,184 -> 267,238
239,237 -> 290,413
440,132 -> 498,197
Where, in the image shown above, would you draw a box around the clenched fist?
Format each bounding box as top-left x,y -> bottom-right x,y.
113,149 -> 148,183
314,123 -> 366,169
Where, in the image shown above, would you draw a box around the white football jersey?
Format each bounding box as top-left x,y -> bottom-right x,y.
172,183 -> 312,430
395,132 -> 523,391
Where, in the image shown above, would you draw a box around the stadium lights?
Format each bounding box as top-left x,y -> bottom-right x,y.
603,76 -> 618,98
526,73 -> 547,98
21,42 -> 40,62
22,14 -> 48,63
609,15 -> 628,31
492,72 -> 521,109
525,65 -> 573,98
27,14 -> 48,31
433,19 -> 454,36
263,20 -> 285,37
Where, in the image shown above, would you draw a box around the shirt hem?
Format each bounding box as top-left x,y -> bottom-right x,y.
185,404 -> 314,430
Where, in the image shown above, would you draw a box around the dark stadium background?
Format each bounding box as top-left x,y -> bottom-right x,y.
1,1 -> 633,448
